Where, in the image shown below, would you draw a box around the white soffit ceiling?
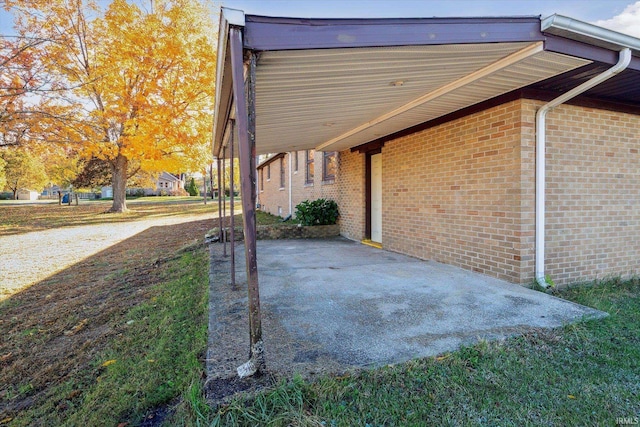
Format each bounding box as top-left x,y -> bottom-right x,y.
254,42 -> 590,154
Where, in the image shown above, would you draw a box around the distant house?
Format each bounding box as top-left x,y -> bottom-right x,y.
156,172 -> 185,194
17,190 -> 39,201
41,185 -> 66,199
101,186 -> 113,199
100,172 -> 186,198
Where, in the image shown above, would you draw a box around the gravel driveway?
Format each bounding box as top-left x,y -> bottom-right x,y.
0,212 -> 215,300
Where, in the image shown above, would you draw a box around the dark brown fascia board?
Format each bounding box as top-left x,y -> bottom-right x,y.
243,15 -> 544,50
351,140 -> 385,154
357,88 -> 640,150
544,34 -> 640,71
543,91 -> 640,115
256,153 -> 285,170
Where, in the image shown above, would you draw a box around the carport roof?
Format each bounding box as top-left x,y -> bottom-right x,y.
213,9 -> 640,157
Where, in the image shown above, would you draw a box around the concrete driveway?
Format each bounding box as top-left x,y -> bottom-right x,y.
207,237 -> 605,383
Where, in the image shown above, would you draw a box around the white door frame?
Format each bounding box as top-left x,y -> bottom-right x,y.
370,153 -> 382,243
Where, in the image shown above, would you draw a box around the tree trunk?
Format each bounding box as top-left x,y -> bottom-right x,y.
203,169 -> 207,205
109,154 -> 128,213
209,163 -> 214,199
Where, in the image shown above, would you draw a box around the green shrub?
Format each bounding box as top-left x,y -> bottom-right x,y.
128,188 -> 145,197
186,178 -> 199,196
294,198 -> 338,226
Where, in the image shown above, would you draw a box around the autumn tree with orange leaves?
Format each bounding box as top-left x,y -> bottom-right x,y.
2,0 -> 216,212
0,33 -> 43,148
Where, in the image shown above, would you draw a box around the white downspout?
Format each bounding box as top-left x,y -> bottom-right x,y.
535,48 -> 631,287
288,152 -> 293,216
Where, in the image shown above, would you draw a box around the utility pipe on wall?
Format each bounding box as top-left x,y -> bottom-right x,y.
535,47 -> 631,287
288,152 -> 293,216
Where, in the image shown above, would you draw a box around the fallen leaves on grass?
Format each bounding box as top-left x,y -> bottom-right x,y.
64,319 -> 89,336
0,200 -> 213,237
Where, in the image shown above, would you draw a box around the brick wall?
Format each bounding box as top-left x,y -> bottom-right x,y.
378,99 -> 530,283
525,100 -> 640,285
257,155 -> 289,217
258,151 -> 340,219
290,151 -> 340,212
334,149 -> 365,241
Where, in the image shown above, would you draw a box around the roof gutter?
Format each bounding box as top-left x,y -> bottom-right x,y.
535,46 -> 631,287
542,15 -> 640,54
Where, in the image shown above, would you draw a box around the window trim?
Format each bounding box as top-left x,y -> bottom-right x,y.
305,150 -> 314,185
260,168 -> 264,191
322,151 -> 337,182
279,156 -> 285,189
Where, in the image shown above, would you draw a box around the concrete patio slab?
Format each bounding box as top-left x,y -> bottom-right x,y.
207,237 -> 606,389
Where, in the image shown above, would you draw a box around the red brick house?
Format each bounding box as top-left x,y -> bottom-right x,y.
213,9 -> 640,287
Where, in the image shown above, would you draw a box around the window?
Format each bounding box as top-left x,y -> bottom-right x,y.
305,150 -> 314,185
279,156 -> 285,189
323,151 -> 337,182
260,169 -> 264,191
267,164 -> 271,180
294,151 -> 299,172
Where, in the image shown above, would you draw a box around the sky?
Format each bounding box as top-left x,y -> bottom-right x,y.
1,1 -> 639,37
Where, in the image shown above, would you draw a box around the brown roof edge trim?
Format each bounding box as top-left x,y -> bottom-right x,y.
516,88 -> 640,115
351,140 -> 385,154
245,15 -> 542,25
544,35 -> 640,72
563,96 -> 640,115
243,17 -> 544,51
362,89 -> 640,147
256,152 -> 285,169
